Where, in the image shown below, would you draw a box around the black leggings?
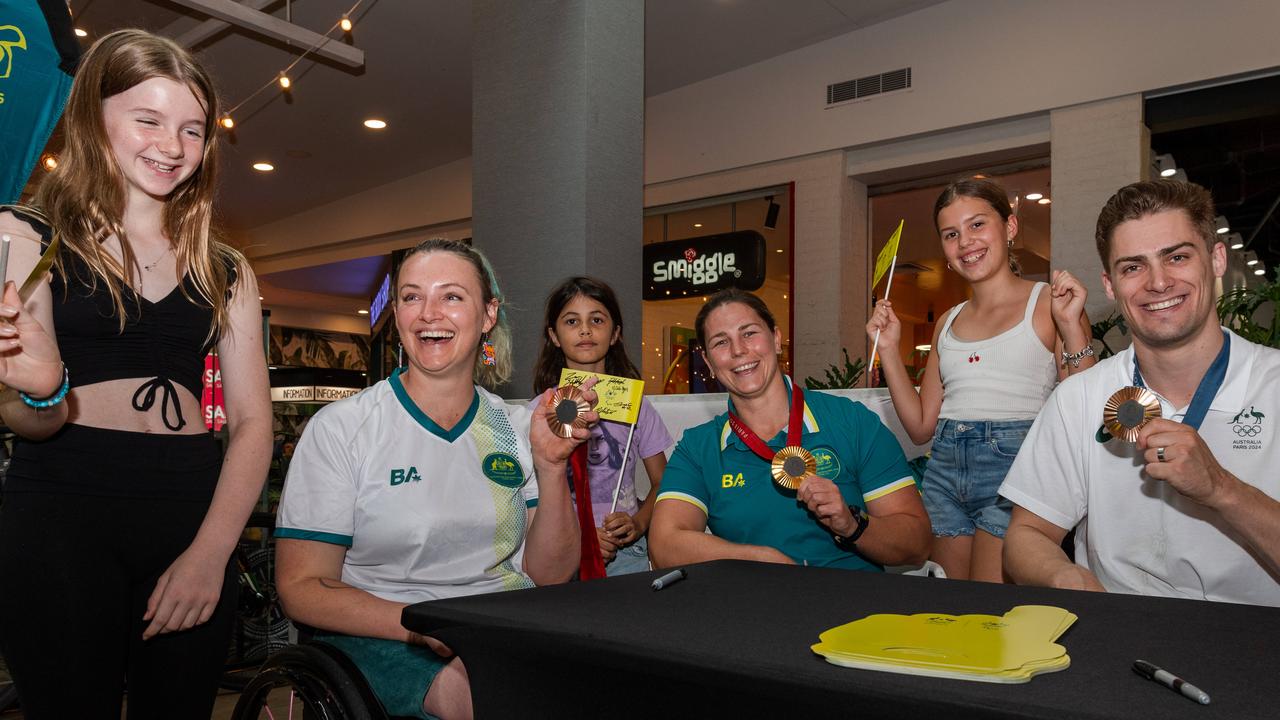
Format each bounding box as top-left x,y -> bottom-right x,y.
0,426 -> 236,720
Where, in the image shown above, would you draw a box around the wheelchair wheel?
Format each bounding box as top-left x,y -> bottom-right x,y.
231,644 -> 385,720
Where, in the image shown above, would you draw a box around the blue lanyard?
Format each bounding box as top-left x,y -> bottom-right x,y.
1132,330 -> 1230,431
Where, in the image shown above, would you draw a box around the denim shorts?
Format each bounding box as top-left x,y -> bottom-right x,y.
922,418 -> 1033,539
606,536 -> 652,576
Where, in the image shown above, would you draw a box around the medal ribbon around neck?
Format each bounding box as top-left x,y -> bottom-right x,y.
727,379 -> 816,490
1132,329 -> 1230,432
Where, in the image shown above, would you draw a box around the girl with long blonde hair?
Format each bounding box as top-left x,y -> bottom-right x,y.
0,29 -> 271,718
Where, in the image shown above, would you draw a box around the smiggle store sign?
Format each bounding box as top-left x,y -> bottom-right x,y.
642,230 -> 766,300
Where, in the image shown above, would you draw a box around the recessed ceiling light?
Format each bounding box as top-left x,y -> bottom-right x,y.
776,248 -> 783,253
1026,192 -> 1043,201
357,309 -> 369,315
74,28 -> 88,37
693,223 -> 702,228
252,162 -> 275,172
1037,198 -> 1051,205
363,119 -> 387,130
915,344 -> 932,352
41,154 -> 58,171
258,296 -> 264,300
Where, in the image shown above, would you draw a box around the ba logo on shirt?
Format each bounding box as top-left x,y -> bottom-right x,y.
389,467 -> 422,486
483,453 -> 524,488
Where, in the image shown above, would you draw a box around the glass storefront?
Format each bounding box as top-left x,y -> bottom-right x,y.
868,165 -> 1052,376
641,187 -> 793,395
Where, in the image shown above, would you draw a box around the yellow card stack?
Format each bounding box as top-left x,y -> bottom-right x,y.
811,605 -> 1075,683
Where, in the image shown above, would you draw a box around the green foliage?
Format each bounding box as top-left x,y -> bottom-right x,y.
804,348 -> 866,389
1090,312 -> 1128,359
1218,279 -> 1280,349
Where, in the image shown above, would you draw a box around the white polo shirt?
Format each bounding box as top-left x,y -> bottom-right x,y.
276,369 -> 539,604
1000,329 -> 1280,606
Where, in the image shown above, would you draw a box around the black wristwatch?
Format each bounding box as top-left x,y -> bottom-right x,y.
832,506 -> 869,551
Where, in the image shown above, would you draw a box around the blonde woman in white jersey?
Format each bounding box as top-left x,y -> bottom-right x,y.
866,179 -> 1095,582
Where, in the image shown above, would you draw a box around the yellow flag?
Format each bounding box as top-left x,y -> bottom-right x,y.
872,219 -> 904,289
558,368 -> 644,424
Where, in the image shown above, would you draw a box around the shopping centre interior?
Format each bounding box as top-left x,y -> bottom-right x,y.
6,1 -> 1280,716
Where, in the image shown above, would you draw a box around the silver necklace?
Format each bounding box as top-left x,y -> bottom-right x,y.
142,246 -> 173,272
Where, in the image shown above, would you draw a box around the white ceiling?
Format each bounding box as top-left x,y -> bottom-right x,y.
63,0 -> 943,306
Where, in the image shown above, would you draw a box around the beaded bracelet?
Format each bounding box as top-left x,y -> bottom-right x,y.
19,364 -> 70,409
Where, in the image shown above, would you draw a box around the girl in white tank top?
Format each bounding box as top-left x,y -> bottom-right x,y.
865,179 -> 1096,583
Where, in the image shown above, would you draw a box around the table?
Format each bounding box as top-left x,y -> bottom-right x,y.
402,560 -> 1279,719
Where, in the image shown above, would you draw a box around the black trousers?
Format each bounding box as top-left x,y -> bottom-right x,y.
0,425 -> 236,720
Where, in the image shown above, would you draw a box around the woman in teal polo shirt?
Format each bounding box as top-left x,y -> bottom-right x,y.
649,289 -> 930,570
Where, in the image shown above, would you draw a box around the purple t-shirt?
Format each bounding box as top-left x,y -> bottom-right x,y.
527,394 -> 673,525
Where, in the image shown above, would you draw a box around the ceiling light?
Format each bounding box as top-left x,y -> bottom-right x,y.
693,223 -> 702,228
340,14 -> 353,32
252,162 -> 275,172
1247,258 -> 1259,267
74,28 -> 88,37
915,344 -> 932,352
1255,268 -> 1266,276
776,248 -> 783,253
1226,232 -> 1244,250
278,73 -> 291,90
219,115 -> 235,130
1025,192 -> 1043,201
1037,198 -> 1051,205
259,296 -> 264,300
363,118 -> 387,129
1245,251 -> 1259,266
1154,154 -> 1177,178
41,153 -> 58,171
357,309 -> 369,315
973,174 -> 987,179
1214,215 -> 1230,234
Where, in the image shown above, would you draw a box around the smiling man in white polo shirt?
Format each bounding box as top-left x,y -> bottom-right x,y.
1000,179 -> 1280,605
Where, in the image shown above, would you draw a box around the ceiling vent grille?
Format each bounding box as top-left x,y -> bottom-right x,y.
826,67 -> 911,106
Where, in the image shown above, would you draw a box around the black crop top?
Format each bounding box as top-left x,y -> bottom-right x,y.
15,209 -> 235,431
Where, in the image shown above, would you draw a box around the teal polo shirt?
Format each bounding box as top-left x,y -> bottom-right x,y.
657,383 -> 915,571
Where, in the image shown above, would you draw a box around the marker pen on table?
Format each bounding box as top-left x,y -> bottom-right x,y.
1133,660 -> 1211,705
651,568 -> 687,591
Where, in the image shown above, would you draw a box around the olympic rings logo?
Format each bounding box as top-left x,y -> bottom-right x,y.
1233,424 -> 1262,437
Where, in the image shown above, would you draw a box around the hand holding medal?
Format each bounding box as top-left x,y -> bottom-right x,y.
532,376 -> 600,467
546,383 -> 592,438
1103,386 -> 1161,443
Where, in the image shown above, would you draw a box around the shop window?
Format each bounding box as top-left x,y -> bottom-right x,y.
868,166 -> 1051,377
642,187 -> 793,395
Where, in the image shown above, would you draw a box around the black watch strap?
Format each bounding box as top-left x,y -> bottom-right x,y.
833,506 -> 869,551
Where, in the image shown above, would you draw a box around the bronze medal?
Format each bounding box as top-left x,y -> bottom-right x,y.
1103,386 -> 1161,443
546,385 -> 590,438
771,445 -> 817,490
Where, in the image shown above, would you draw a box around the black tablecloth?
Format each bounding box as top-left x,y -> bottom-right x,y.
402,560 -> 1279,719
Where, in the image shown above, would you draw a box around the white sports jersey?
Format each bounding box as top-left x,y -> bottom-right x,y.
1000,329 -> 1280,606
276,369 -> 539,604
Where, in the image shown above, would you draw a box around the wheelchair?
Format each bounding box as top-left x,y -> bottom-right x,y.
231,640 -> 419,720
